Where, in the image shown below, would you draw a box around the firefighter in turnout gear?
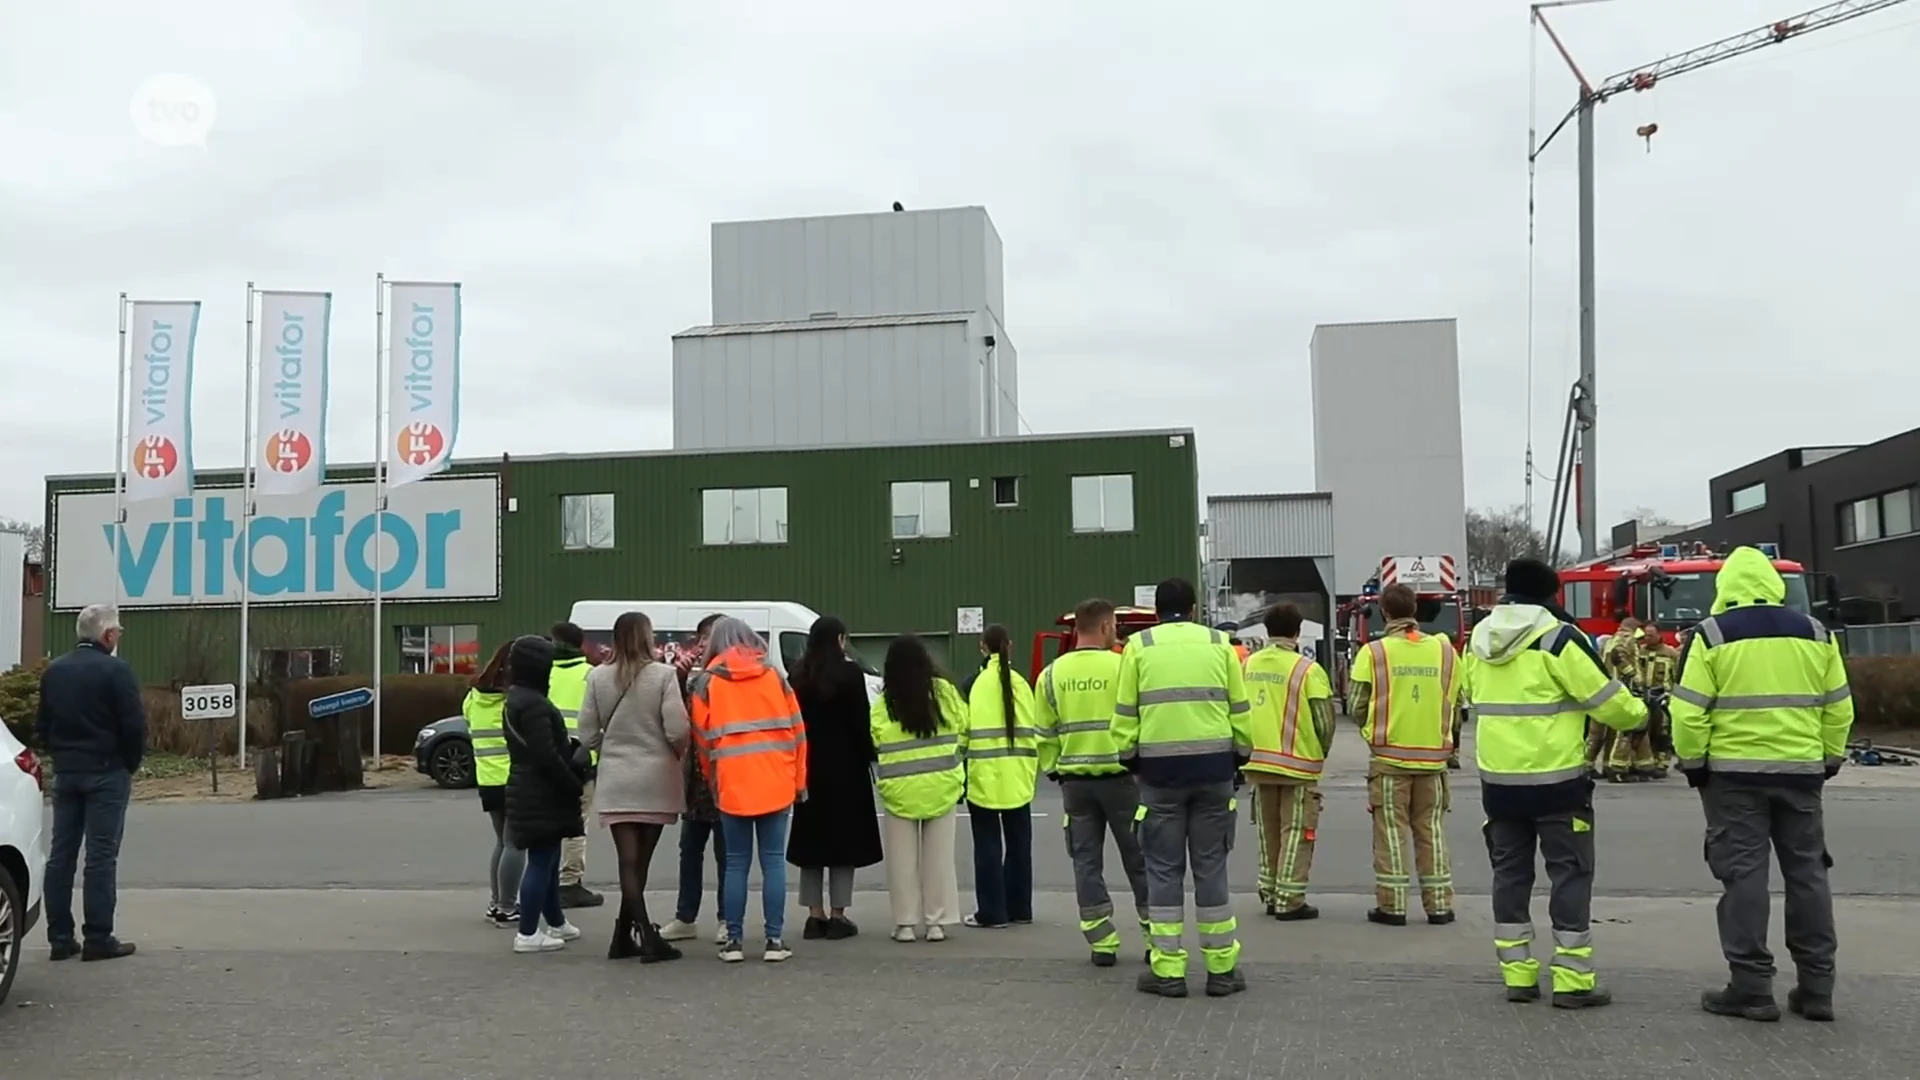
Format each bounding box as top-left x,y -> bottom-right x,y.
1241,602 -> 1334,921
1114,578 -> 1252,999
1346,584 -> 1461,926
1669,547 -> 1853,1023
1636,625 -> 1680,777
1601,622 -> 1657,782
1466,559 -> 1647,1009
1034,599 -> 1152,966
548,621 -> 603,909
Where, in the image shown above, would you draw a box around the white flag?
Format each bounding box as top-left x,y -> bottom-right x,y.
124,300 -> 201,503
253,291 -> 333,497
385,282 -> 461,488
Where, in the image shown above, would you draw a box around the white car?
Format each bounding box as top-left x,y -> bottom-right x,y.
0,720 -> 49,1007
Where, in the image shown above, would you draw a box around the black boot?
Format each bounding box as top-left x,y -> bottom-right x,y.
1366,908 -> 1407,927
1136,970 -> 1188,998
1701,986 -> 1780,1022
1272,904 -> 1319,922
608,906 -> 642,960
1787,987 -> 1835,1022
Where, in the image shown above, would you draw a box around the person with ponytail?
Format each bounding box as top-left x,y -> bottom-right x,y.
962,624 -> 1040,929
870,634 -> 969,942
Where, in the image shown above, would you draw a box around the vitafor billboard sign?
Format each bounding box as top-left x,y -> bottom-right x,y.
52,475 -> 500,610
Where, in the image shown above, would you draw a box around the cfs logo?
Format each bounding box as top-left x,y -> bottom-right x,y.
264,429 -> 313,473
396,422 -> 446,467
131,435 -> 180,479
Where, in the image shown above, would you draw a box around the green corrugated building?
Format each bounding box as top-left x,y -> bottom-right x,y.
43,429 -> 1199,683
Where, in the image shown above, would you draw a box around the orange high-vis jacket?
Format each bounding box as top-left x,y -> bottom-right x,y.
689,646 -> 808,817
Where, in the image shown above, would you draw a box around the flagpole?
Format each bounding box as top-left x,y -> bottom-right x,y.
112,293 -> 129,620
238,281 -> 256,764
371,272 -> 386,769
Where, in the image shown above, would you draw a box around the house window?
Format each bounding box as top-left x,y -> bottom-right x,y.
561,493 -> 616,550
1071,474 -> 1135,534
1728,482 -> 1767,515
701,487 -> 789,545
396,625 -> 481,675
1840,487 -> 1917,545
992,476 -> 1019,507
890,480 -> 952,539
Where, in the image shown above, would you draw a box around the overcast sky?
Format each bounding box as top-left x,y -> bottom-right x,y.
2,0 -> 1914,537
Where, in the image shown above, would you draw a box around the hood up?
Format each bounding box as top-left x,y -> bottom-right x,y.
1710,546 -> 1786,615
706,645 -> 771,681
508,634 -> 554,693
1469,605 -> 1563,665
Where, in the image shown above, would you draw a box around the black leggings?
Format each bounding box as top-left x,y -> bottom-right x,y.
610,823 -> 666,932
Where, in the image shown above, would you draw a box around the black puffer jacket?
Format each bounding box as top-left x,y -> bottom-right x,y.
503,635 -> 585,849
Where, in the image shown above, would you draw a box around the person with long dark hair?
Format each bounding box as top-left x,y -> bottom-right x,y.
467,640 -> 523,928
787,616 -> 883,940
578,611 -> 690,962
870,634 -> 969,942
502,635 -> 589,953
962,624 -> 1039,928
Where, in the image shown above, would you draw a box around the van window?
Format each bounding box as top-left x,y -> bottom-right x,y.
778,631 -> 881,676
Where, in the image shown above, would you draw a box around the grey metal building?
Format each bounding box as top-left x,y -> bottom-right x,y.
1309,318 -> 1468,595
673,206 -> 1019,449
1204,493 -> 1336,632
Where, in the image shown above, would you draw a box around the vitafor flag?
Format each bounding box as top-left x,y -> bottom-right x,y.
253,291 -> 332,497
385,282 -> 461,488
124,300 -> 201,503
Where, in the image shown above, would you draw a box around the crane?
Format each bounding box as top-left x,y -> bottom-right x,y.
1527,0 -> 1912,562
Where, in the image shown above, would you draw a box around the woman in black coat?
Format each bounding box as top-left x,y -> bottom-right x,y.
786,616 -> 884,940
503,634 -> 587,952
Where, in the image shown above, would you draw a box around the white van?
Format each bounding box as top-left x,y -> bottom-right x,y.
567,599 -> 881,697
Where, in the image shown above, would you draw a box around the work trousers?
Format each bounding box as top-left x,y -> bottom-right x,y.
1251,779 -> 1321,912
1060,774 -> 1150,954
1137,780 -> 1240,978
560,781 -> 595,887
1605,729 -> 1658,773
882,808 -> 961,930
1367,767 -> 1453,916
1485,809 -> 1597,993
1701,779 -> 1837,997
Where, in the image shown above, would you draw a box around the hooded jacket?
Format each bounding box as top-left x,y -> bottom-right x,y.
1668,547 -> 1853,787
689,643 -> 808,818
503,635 -> 587,847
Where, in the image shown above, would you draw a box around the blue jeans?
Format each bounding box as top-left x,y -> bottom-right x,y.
44,768 -> 132,947
517,842 -> 566,937
720,808 -> 791,942
675,818 -> 728,923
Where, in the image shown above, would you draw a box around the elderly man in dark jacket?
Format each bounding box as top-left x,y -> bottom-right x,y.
37,603 -> 145,961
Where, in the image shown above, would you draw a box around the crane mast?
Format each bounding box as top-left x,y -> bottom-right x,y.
1529,0 -> 1912,561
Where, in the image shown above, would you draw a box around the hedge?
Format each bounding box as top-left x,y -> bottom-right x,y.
1847,656 -> 1920,733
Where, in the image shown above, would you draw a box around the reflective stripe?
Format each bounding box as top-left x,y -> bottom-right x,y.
1082,919 -> 1117,945
468,727 -> 504,739
1247,748 -> 1324,774
1370,746 -> 1453,763
1575,679 -> 1627,711
1552,952 -> 1595,975
1473,700 -> 1573,717
1708,758 -> 1825,774
710,737 -> 799,759
1199,931 -> 1236,949
1135,737 -> 1236,758
1113,702 -> 1139,718
1369,640 -> 1391,750
1081,901 -> 1115,920
1682,689 -> 1852,711
1147,905 -> 1184,922
1496,944 -> 1532,963
473,746 -> 508,758
1137,687 -> 1229,706
1044,667 -> 1059,712
1057,753 -> 1121,767
1552,929 -> 1592,949
874,756 -> 962,780
1700,618 -> 1725,647
875,735 -> 959,753
1494,922 -> 1534,939
965,747 -> 1038,760
709,716 -> 800,738
1672,685 -> 1714,708
1056,721 -> 1111,734
1195,905 -> 1234,924
1675,756 -> 1706,770
1480,765 -> 1589,785
557,709 -> 579,720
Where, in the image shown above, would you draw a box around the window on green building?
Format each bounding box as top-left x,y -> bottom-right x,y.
561,493 -> 616,550
702,487 -> 789,545
891,480 -> 952,539
1071,474 -> 1135,534
397,624 -> 481,675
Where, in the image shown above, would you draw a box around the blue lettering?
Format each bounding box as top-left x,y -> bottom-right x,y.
402,303 -> 434,412
237,516 -> 307,596
99,522 -> 168,597
310,491 -> 346,592
141,320 -> 175,426
273,311 -> 305,421
424,510 -> 459,588
171,498 -> 196,596
196,497 -> 233,596
345,513 -> 419,593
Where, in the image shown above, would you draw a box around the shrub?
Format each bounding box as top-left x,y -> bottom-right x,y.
1847,656 -> 1920,732
278,673 -> 470,755
0,659 -> 48,749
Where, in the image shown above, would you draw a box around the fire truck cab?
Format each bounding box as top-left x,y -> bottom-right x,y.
1331,555 -> 1471,710
1557,540 -> 1841,647
1028,606 -> 1158,681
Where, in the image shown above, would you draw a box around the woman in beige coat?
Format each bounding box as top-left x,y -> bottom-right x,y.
578,611 -> 690,962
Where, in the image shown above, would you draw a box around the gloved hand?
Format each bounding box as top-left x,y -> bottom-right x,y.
1682,766 -> 1710,789
1045,771 -> 1061,783
1823,760 -> 1842,780
1233,769 -> 1246,791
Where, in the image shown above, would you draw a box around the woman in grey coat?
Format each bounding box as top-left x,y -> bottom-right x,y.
578,610 -> 691,962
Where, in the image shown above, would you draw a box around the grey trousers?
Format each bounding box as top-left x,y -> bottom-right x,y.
1485,812 -> 1596,991
800,865 -> 855,909
1138,780 -> 1240,976
1701,779 -> 1837,996
1060,775 -> 1150,949
487,809 -> 527,913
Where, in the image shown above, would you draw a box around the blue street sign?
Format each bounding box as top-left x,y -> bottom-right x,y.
309,687 -> 375,719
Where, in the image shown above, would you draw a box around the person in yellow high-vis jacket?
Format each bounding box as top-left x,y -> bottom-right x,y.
1034,598 -> 1151,966
549,621 -> 603,908
962,625 -> 1040,929
1241,603 -> 1334,921
1115,578 -> 1252,1000
468,641 -> 525,927
1346,584 -> 1461,926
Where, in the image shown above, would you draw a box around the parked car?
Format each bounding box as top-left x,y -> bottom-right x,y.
0,721 -> 49,1007
414,716 -> 475,790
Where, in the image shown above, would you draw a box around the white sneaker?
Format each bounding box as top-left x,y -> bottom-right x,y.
658,919 -> 698,942
763,938 -> 793,963
541,919 -> 582,942
714,926 -> 731,945
718,939 -> 745,963
925,924 -> 947,943
892,926 -> 916,943
514,932 -> 564,953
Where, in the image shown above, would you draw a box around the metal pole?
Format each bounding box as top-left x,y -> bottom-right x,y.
112,293 -> 129,622
238,282 -> 256,764
372,273 -> 386,769
1575,97 -> 1599,561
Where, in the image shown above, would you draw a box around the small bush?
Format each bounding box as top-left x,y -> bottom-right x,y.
1848,656 -> 1920,732
278,673 -> 469,755
141,689 -> 273,757
0,659 -> 48,749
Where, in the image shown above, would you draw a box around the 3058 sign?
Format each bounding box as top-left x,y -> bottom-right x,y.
180,683 -> 238,721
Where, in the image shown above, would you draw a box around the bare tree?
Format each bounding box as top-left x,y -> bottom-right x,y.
1625,506 -> 1678,529
0,517 -> 43,562
1466,505 -> 1572,583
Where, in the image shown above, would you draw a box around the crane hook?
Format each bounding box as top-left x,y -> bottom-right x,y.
1636,122 -> 1659,152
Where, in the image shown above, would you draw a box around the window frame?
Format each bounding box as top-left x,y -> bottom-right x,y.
700,486 -> 790,546
1838,486 -> 1917,547
991,475 -> 1020,508
1069,473 -> 1136,534
889,479 -> 953,540
1562,580 -> 1593,619
1727,481 -> 1767,516
560,492 -> 617,551
395,624 -> 481,675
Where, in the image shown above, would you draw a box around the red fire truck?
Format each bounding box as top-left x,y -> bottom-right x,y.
1331,555 -> 1472,707
1555,540 -> 1838,646
1028,606 -> 1159,681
